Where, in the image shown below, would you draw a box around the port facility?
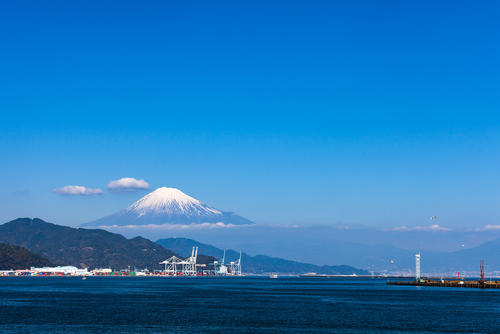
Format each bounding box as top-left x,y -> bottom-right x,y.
0,247 -> 243,278
387,254 -> 500,289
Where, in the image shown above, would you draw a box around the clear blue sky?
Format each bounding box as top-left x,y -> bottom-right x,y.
0,0 -> 498,228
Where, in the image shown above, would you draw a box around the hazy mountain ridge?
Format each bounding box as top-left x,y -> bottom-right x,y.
157,237 -> 370,275
150,226 -> 500,274
420,237 -> 500,273
82,187 -> 254,227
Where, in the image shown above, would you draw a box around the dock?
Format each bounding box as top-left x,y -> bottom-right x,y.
387,255 -> 500,289
388,279 -> 500,289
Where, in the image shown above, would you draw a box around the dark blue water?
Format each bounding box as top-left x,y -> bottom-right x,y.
0,277 -> 499,333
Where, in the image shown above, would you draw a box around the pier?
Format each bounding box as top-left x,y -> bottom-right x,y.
388,279 -> 500,289
387,257 -> 500,289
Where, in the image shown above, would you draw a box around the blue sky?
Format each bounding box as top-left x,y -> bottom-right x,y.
0,0 -> 498,228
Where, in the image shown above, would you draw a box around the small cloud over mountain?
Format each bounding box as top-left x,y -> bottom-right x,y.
107,177 -> 149,192
53,185 -> 103,196
393,224 -> 451,232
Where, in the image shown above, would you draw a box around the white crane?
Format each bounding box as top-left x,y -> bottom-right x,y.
160,246 -> 198,276
214,249 -> 228,275
183,246 -> 198,276
230,251 -> 242,276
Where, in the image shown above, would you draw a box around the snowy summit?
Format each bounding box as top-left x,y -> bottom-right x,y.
128,187 -> 222,216
82,187 -> 254,227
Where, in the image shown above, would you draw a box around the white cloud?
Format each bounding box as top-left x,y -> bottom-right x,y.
53,185 -> 103,196
273,224 -> 301,229
475,224 -> 500,231
107,177 -> 149,192
100,222 -> 236,230
393,224 -> 452,232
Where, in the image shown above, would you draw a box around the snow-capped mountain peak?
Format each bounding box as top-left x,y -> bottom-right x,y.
126,187 -> 222,216
81,187 -> 254,227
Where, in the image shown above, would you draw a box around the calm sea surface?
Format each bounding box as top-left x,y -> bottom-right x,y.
0,276 -> 499,333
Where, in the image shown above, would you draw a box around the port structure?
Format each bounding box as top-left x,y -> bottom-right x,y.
4,246 -> 244,278
183,246 -> 198,276
213,249 -> 242,276
160,246 -> 243,277
213,249 -> 228,275
161,256 -> 184,276
389,259 -> 500,289
229,251 -> 242,276
160,246 -> 198,276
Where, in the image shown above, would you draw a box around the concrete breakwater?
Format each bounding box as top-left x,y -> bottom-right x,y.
388,279 -> 500,289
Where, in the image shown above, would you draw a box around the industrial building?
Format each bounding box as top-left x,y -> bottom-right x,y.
30,266 -> 89,276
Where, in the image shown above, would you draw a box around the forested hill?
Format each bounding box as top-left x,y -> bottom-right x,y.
0,243 -> 54,270
0,218 -> 180,270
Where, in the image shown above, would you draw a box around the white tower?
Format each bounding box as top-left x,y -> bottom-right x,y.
415,253 -> 421,281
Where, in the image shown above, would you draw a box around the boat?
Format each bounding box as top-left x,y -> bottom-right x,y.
269,274 -> 278,279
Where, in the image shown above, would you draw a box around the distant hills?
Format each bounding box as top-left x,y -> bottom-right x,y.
0,218 -> 189,270
0,243 -> 54,270
14,216 -> 499,275
82,187 -> 254,227
157,238 -> 370,275
162,225 -> 500,275
421,238 -> 500,273
5,216 -> 495,275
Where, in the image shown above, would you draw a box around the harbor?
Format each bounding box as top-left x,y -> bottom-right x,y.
0,246 -> 243,278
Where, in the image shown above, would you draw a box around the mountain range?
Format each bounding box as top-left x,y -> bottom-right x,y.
78,186 -> 500,274
157,238 -> 369,275
147,225 -> 500,275
0,218 -> 368,275
82,187 -> 254,227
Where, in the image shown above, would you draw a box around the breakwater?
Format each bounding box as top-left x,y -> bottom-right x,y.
388,279 -> 500,289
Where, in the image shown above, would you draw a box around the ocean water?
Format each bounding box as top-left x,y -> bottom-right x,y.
0,277 -> 499,333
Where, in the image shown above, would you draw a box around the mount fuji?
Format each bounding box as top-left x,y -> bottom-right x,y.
81,187 -> 254,227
